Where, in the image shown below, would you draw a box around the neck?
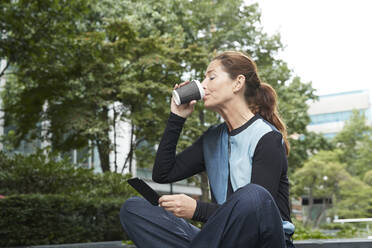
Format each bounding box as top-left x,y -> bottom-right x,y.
215,99 -> 255,132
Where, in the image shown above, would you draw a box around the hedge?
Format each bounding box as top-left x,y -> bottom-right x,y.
0,194 -> 129,246
0,151 -> 138,246
0,151 -> 136,199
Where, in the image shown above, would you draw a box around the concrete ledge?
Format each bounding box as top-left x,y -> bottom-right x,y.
4,241 -> 134,248
294,238 -> 372,248
7,239 -> 372,248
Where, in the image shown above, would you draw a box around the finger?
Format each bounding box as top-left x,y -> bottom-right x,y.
160,201 -> 175,208
163,206 -> 181,215
173,84 -> 179,90
178,81 -> 189,87
162,206 -> 177,212
189,100 -> 197,106
159,195 -> 174,204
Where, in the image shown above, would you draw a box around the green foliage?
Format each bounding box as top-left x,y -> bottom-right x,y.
292,148 -> 372,224
0,194 -> 128,246
0,151 -> 137,198
292,220 -> 370,240
134,141 -> 157,168
292,150 -> 348,199
292,220 -> 332,240
1,0 -> 319,174
0,151 -> 137,246
333,110 -> 372,177
0,0 -> 93,73
288,131 -> 334,174
293,220 -> 370,240
319,223 -> 366,239
353,136 -> 372,178
334,176 -> 372,218
363,170 -> 372,186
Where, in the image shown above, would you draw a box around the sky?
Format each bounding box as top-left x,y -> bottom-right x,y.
247,0 -> 372,98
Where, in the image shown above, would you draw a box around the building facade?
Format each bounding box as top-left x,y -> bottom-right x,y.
307,90 -> 372,139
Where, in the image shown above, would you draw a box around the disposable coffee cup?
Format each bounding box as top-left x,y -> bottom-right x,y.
172,80 -> 205,105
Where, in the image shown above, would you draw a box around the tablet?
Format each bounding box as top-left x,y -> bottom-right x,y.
127,177 -> 160,206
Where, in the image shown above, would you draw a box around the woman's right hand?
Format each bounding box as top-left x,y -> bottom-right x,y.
171,81 -> 197,118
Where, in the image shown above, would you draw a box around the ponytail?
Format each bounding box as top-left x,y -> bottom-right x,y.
250,83 -> 290,155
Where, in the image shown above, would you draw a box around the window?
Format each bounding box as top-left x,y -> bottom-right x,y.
310,109 -> 368,125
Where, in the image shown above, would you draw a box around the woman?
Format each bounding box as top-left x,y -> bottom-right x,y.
120,51 -> 295,248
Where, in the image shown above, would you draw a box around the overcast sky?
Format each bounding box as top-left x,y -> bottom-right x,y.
247,0 -> 372,98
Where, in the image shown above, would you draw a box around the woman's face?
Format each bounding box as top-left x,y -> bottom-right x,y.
201,60 -> 235,110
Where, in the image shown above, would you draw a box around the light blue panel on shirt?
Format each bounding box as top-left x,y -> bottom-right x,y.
229,118 -> 275,192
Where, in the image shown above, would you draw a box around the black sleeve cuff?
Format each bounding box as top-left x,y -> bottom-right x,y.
192,200 -> 220,223
169,112 -> 187,122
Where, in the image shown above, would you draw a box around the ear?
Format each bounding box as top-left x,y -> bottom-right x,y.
233,75 -> 245,93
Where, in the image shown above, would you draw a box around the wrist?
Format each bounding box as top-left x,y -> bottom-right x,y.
170,111 -> 187,120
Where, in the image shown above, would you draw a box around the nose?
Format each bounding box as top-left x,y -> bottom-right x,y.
201,78 -> 207,89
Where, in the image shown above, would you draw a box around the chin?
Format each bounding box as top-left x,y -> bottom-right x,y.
203,101 -> 215,111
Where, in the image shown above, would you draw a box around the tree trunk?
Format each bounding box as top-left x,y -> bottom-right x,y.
305,187 -> 314,227
0,61 -> 9,78
113,106 -> 118,173
97,139 -> 111,172
129,122 -> 135,174
314,201 -> 328,228
97,106 -> 111,172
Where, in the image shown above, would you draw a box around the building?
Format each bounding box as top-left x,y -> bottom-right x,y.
307,90 -> 372,139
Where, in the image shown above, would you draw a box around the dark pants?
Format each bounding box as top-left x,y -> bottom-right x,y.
120,183 -> 288,248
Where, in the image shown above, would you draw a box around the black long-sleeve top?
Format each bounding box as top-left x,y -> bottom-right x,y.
153,112 -> 291,223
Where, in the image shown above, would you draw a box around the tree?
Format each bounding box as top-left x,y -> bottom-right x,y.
353,135 -> 372,177
292,150 -> 348,227
288,130 -> 334,175
1,0 -> 188,172
0,0 -> 93,78
1,0 -> 321,186
334,176 -> 372,219
293,149 -> 372,226
363,170 -> 372,186
333,110 -> 372,177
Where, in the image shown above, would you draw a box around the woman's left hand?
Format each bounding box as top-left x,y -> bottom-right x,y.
159,194 -> 197,219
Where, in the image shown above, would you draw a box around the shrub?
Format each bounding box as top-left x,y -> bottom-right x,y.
0,151 -> 136,199
0,151 -> 138,246
320,222 -> 367,238
292,220 -> 332,240
364,170 -> 372,186
0,194 -> 129,246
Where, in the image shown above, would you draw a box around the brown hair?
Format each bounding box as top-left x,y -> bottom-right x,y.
213,51 -> 290,155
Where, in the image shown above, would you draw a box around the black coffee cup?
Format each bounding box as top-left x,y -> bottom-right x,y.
172,80 -> 205,105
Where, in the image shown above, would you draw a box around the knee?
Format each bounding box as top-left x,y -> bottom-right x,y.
233,184 -> 275,212
120,196 -> 145,221
235,184 -> 272,201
